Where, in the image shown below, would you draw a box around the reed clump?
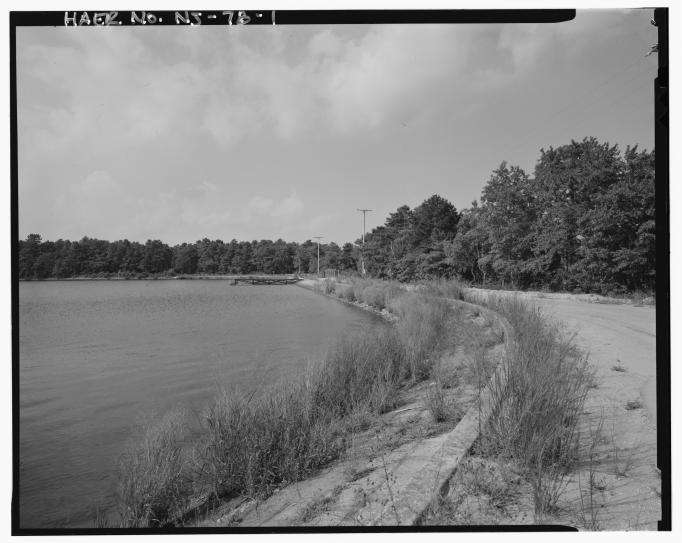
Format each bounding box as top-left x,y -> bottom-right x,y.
390,292 -> 453,379
344,278 -> 404,310
201,379 -> 344,499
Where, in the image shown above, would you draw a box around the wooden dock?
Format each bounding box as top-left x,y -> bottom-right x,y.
231,275 -> 302,285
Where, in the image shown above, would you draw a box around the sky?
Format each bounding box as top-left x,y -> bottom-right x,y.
16,9 -> 658,246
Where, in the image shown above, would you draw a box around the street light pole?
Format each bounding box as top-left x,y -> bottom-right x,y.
357,209 -> 372,276
313,236 -> 323,276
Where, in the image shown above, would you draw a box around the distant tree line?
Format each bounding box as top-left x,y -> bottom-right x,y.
18,138 -> 655,294
18,236 -> 358,279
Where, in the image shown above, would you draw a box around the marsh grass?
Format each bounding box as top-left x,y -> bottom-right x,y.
200,379 -> 344,499
346,278 -> 404,310
117,410 -> 193,527
312,327 -> 408,417
337,283 -> 356,302
390,293 -> 453,379
425,380 -> 461,423
471,296 -> 594,519
425,357 -> 464,423
417,278 -> 465,301
322,278 -> 336,295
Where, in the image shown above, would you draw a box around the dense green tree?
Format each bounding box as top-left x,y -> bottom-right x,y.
410,195 -> 459,248
173,244 -> 199,274
445,202 -> 491,283
339,242 -> 357,272
142,240 -> 173,274
18,234 -> 42,278
532,138 -> 624,289
478,163 -> 537,287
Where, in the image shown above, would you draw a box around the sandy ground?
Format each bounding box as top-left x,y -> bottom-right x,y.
466,288 -> 660,530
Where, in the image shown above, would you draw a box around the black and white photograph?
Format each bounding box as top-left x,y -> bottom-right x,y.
9,4 -> 669,533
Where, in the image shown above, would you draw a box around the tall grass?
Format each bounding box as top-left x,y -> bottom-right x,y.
346,278 -> 403,310
417,278 -> 465,301
117,282 -> 456,525
201,379 -> 344,499
311,327 -> 407,417
390,293 -> 453,379
117,410 -> 192,527
476,296 -> 593,518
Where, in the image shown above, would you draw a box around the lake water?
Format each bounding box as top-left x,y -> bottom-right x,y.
18,280 -> 384,528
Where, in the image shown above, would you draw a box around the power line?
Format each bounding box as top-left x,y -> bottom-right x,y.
356,209 -> 372,244
357,209 -> 372,276
313,236 -> 323,276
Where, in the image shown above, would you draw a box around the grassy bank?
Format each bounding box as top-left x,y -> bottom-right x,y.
112,278 -> 595,527
422,294 -> 595,524
112,278 -> 459,527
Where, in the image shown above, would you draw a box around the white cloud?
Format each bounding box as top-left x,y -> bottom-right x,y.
18,24 -> 482,153
247,192 -> 304,218
248,195 -> 274,213
60,170 -> 126,236
18,13 -> 638,158
496,10 -> 631,71
81,170 -> 118,195
272,192 -> 304,217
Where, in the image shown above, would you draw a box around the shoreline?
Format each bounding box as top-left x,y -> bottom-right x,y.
18,274 -> 303,282
18,276 -> 654,306
295,278 -> 398,322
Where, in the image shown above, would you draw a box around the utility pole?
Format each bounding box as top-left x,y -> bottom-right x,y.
357,209 -> 372,276
313,236 -> 323,277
